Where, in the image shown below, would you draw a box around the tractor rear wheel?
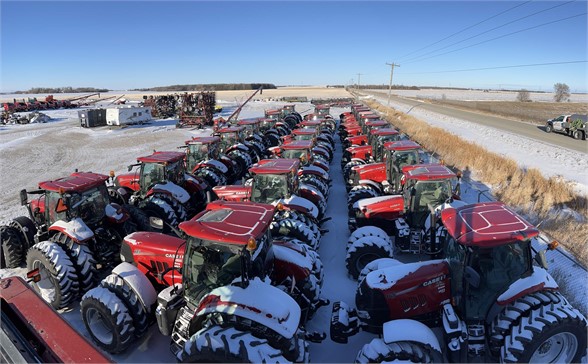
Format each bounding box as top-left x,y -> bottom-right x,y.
271,219 -> 319,251
356,339 -> 443,363
26,241 -> 80,309
346,236 -> 394,280
180,325 -> 287,363
124,204 -> 152,232
81,286 -> 136,354
348,186 -> 380,214
0,225 -> 26,268
52,232 -> 98,294
140,197 -> 181,236
500,295 -> 587,363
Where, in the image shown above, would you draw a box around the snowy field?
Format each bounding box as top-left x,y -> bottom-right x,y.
0,94 -> 586,363
367,88 -> 588,103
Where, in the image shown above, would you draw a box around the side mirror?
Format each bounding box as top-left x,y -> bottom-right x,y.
127,165 -> 133,172
464,266 -> 480,288
534,250 -> 548,269
20,189 -> 28,206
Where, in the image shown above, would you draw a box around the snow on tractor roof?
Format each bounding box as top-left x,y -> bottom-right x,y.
384,140 -> 421,151
365,120 -> 388,126
217,126 -> 245,133
250,159 -> 299,174
237,119 -> 261,125
186,136 -> 220,145
281,140 -> 313,150
136,151 -> 185,164
371,127 -> 399,135
179,201 -> 275,245
441,202 -> 539,247
38,172 -> 109,192
292,128 -> 317,135
403,164 -> 455,181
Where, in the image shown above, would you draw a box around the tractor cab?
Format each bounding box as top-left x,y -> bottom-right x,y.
264,109 -> 281,121
184,136 -> 221,173
249,159 -> 300,204
236,119 -> 263,139
401,164 -> 459,228
134,152 -> 186,196
22,172 -> 111,232
384,140 -> 423,191
280,104 -> 296,117
215,126 -> 247,153
370,128 -> 403,161
442,202 -> 538,322
314,104 -> 331,117
178,201 -> 275,304
283,128 -> 318,143
279,140 -> 313,163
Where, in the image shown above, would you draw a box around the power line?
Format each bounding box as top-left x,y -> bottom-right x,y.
397,0 -> 533,61
402,1 -> 577,64
398,60 -> 587,75
402,12 -> 586,65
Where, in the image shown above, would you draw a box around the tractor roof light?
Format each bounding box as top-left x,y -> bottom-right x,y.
109,170 -> 115,177
246,237 -> 257,252
548,240 -> 559,250
276,202 -> 284,211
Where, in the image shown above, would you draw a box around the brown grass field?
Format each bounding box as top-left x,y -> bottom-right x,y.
366,99 -> 588,264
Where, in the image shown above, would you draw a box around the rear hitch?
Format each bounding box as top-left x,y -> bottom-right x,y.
330,301 -> 361,344
305,331 -> 326,343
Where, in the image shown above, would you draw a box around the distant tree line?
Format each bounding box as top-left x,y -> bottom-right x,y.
134,83 -> 277,92
351,84 -> 422,90
15,86 -> 109,94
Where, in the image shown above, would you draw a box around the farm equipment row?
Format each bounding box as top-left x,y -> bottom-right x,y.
141,91 -> 221,128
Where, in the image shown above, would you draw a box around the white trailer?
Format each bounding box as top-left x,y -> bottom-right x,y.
106,106 -> 152,126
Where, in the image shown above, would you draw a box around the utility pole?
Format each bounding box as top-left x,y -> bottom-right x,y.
386,62 -> 400,105
357,73 -> 363,92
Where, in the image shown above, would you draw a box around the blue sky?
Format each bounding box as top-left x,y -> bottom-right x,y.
1,1 -> 586,92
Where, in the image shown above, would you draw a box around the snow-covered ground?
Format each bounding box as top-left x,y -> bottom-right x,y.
0,96 -> 586,363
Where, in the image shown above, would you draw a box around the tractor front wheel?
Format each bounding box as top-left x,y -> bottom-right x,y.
180,325 -> 287,363
346,237 -> 394,280
356,339 -> 443,363
1,225 -> 26,268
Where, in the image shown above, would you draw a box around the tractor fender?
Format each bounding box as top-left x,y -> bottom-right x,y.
357,179 -> 383,194
300,166 -> 329,181
272,241 -> 313,282
48,218 -> 94,243
195,277 -> 301,340
382,319 -> 441,352
184,173 -> 209,193
148,182 -> 190,204
226,144 -> 249,153
194,159 -> 228,174
350,158 -> 368,165
112,262 -> 158,314
104,203 -> 130,224
276,195 -> 319,218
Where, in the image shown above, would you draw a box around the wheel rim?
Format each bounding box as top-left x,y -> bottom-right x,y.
32,260 -> 56,303
529,332 -> 578,363
85,307 -> 114,345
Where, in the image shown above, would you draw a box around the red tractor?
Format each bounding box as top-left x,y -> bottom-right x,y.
183,136 -> 240,186
107,151 -> 210,234
331,202 -> 587,363
0,172 -> 148,309
214,125 -> 260,174
80,201 -> 327,360
341,127 -> 404,170
212,158 -> 329,246
346,164 -> 463,278
345,140 -> 424,195
274,140 -> 331,179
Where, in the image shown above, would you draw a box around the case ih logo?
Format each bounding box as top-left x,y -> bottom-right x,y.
422,274 -> 446,287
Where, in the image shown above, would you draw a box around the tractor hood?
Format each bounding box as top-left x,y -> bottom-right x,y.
352,195 -> 404,220
115,172 -> 140,192
347,144 -> 372,157
195,277 -> 301,339
212,185 -> 251,202
276,195 -> 319,218
355,162 -> 386,182
361,260 -> 450,320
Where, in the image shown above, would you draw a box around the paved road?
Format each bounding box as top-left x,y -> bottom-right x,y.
365,90 -> 587,154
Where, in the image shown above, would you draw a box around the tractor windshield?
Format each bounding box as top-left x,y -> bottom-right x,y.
183,240 -> 242,304
187,144 -> 210,170
57,185 -> 109,225
282,149 -> 309,163
373,135 -> 399,160
165,160 -> 185,185
140,163 -> 165,193
251,174 -> 289,203
219,132 -> 238,151
295,134 -> 315,141
464,243 -> 531,320
414,180 -> 452,211
393,150 -> 420,169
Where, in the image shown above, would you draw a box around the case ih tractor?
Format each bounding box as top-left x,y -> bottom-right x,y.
183,136 -> 239,186
107,151 -> 210,234
214,126 -> 260,174
0,172 -> 148,309
212,159 -> 328,247
331,202 -> 587,363
80,201 -> 327,361
346,164 -> 463,278
345,140 -> 424,194
341,127 -> 403,169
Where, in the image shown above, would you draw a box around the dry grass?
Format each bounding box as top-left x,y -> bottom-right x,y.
367,100 -> 588,264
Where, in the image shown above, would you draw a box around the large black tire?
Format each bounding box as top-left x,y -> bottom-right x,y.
489,290 -> 563,357
227,149 -> 251,178
343,161 -> 363,181
0,225 -> 26,268
347,185 -> 380,214
274,210 -> 321,240
124,203 -> 153,232
346,237 -> 394,280
180,325 -> 288,363
26,241 -> 80,309
271,218 -> 319,250
100,274 -> 150,339
140,197 -> 181,235
194,167 -> 226,188
300,175 -> 329,198
500,294 -> 587,363
80,286 -> 136,354
10,216 -> 37,249
264,132 -> 281,147
152,192 -> 188,222
53,232 -> 98,294
356,339 -> 443,363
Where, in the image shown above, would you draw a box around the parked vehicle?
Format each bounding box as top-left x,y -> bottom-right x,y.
545,113 -> 587,140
